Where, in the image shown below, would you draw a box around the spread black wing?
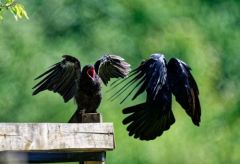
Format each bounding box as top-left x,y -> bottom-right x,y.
117,54 -> 175,140
32,55 -> 81,102
94,55 -> 131,85
167,58 -> 201,126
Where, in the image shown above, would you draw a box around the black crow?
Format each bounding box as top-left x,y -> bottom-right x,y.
111,53 -> 201,140
33,54 -> 131,122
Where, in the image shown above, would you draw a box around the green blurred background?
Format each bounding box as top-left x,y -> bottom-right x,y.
0,0 -> 239,163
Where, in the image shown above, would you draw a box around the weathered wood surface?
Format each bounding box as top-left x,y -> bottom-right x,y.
0,123 -> 114,152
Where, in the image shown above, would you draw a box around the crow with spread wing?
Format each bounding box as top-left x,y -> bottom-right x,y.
33,54 -> 130,122
111,53 -> 201,140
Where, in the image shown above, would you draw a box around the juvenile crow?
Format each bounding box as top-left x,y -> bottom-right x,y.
33,54 -> 130,122
111,53 -> 201,140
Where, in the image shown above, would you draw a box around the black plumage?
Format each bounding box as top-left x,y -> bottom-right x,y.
33,54 -> 130,122
112,53 -> 201,140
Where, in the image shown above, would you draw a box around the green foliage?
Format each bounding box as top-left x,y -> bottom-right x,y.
0,0 -> 239,164
0,0 -> 28,20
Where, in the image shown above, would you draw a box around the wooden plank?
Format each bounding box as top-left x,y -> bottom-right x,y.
0,123 -> 114,152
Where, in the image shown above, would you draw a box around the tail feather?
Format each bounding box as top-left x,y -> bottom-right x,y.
127,114 -> 148,136
122,104 -> 146,124
122,103 -> 175,140
140,110 -> 175,140
123,103 -> 145,114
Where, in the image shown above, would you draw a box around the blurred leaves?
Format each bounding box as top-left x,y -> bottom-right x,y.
0,0 -> 28,20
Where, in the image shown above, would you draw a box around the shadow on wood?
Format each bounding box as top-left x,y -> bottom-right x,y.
0,152 -> 106,163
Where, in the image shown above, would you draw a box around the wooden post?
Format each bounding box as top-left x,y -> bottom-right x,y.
68,111 -> 102,123
82,113 -> 103,164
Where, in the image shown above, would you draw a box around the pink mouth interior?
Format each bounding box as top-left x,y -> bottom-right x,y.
87,67 -> 96,78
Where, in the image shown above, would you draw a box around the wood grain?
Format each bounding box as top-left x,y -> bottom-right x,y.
0,123 -> 114,152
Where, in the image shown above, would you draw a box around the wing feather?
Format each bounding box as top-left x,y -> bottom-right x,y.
167,58 -> 201,126
32,55 -> 81,102
113,53 -> 167,102
94,55 -> 131,85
